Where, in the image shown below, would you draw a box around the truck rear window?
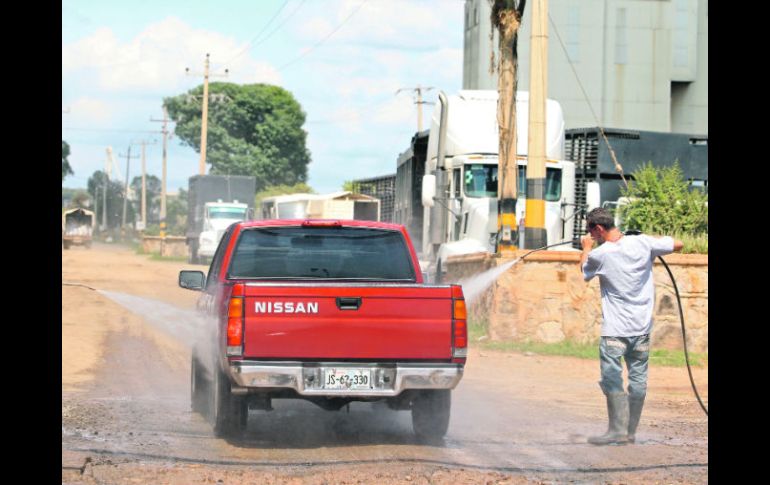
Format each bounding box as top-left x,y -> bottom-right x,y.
228,226 -> 416,281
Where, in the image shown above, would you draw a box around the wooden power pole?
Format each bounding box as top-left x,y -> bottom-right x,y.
186,53 -> 228,175
524,0 -> 547,249
119,146 -> 140,229
151,108 -> 172,238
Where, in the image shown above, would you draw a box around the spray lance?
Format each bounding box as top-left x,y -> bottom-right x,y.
512,232 -> 708,417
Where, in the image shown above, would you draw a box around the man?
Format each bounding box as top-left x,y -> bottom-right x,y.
580,208 -> 683,445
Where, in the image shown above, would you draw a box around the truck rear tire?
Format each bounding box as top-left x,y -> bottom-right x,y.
211,366 -> 247,438
411,389 -> 451,441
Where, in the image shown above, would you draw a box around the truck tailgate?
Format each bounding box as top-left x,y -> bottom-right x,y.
241,284 -> 454,360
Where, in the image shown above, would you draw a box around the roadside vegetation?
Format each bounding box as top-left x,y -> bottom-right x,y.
468,321 -> 707,368
616,162 -> 708,254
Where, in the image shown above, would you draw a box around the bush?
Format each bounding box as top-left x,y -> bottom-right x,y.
618,162 -> 708,238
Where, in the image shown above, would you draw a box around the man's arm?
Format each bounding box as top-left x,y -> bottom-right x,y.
579,234 -> 594,274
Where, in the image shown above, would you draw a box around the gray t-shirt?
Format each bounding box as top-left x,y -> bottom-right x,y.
582,235 -> 675,336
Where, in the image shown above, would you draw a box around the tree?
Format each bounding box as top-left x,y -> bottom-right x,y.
165,188 -> 188,235
618,162 -> 708,236
62,140 -> 74,181
490,0 -> 527,251
87,170 -> 131,228
255,183 -> 314,218
130,175 -> 162,223
70,191 -> 92,209
164,83 -> 311,191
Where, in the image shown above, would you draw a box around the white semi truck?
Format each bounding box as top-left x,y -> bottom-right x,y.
395,90 -> 587,280
186,175 -> 256,264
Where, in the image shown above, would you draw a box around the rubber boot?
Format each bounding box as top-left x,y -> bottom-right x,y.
627,395 -> 645,444
588,392 -> 629,445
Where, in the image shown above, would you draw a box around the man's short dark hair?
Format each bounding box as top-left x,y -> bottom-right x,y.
586,207 -> 615,230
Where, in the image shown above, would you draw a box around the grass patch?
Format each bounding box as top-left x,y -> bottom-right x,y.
469,321 -> 707,368
675,232 -> 708,254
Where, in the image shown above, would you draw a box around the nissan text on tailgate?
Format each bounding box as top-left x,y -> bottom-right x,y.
179,219 -> 467,440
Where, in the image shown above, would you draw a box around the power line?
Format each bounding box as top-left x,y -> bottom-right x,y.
277,0 -> 369,72
218,0 -> 292,67
62,126 -> 158,134
548,12 -> 628,188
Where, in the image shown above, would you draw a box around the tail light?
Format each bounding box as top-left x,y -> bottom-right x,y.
451,285 -> 467,363
226,283 -> 244,356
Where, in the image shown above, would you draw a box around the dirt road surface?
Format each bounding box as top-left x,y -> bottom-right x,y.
62,243 -> 708,484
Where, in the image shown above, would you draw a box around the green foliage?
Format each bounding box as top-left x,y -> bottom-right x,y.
87,170 -> 134,228
62,141 -> 74,181
164,83 -> 311,192
343,180 -> 376,194
165,189 -> 188,235
129,174 -> 161,224
618,162 -> 708,237
255,183 -> 315,212
70,191 -> 92,209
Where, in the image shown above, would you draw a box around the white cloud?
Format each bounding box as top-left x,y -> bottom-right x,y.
62,17 -> 283,92
68,97 -> 113,124
295,0 -> 457,49
373,96 -> 414,126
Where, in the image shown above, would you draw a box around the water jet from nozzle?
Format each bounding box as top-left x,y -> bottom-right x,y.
459,258 -> 521,306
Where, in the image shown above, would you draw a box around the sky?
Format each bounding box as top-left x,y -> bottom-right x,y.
62,0 -> 465,195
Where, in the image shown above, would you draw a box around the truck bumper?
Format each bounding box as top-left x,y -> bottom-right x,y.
229,361 -> 463,397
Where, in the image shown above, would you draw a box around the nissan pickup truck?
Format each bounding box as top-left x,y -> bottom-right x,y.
179,219 -> 467,440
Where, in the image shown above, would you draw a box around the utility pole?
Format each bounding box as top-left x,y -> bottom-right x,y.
151,108 -> 173,238
103,147 -> 113,230
94,186 -> 99,233
186,53 -> 228,175
396,85 -> 434,132
524,0 -> 547,249
120,146 -> 140,229
131,139 -> 158,230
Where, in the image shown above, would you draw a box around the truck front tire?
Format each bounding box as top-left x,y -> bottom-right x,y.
191,355 -> 207,414
411,389 -> 451,441
211,366 -> 247,438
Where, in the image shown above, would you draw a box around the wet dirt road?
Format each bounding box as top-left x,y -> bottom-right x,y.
62,243 -> 708,484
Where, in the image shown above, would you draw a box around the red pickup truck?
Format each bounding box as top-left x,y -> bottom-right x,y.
179,219 -> 467,440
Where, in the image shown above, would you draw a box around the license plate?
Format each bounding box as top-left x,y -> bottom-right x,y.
323,368 -> 372,390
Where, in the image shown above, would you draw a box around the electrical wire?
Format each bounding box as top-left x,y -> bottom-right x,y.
548,13 -> 628,189
218,0 -> 292,67
277,0 -> 369,72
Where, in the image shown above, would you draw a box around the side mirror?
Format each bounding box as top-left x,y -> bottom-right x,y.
586,182 -> 601,211
179,270 -> 206,291
422,174 -> 436,207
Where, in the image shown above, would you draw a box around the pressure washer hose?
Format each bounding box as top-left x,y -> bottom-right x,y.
657,255 -> 708,416
518,237 -> 708,416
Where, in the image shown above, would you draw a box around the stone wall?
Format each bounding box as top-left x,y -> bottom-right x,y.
445,251 -> 708,353
141,236 -> 188,258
